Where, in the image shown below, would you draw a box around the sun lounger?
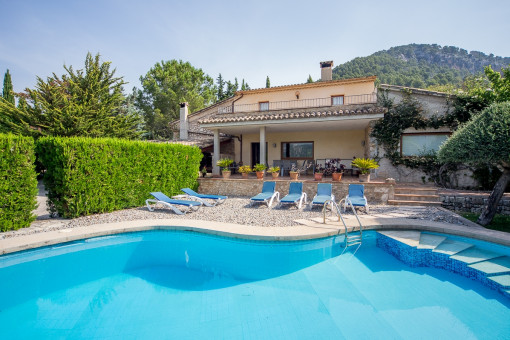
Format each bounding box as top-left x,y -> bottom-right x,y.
146,192 -> 202,215
250,181 -> 280,207
343,184 -> 369,213
178,188 -> 227,207
279,182 -> 307,209
311,183 -> 335,209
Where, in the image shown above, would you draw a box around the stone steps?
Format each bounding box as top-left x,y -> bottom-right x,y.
377,230 -> 510,299
390,186 -> 441,207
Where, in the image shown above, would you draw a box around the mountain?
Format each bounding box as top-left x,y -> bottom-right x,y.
332,44 -> 510,88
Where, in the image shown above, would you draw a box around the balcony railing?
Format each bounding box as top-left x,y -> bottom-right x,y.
218,93 -> 377,114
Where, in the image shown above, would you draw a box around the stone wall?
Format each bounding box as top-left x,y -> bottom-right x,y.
198,178 -> 394,204
441,193 -> 510,215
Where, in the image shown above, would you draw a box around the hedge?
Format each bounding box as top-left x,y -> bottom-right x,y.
36,137 -> 203,218
0,134 -> 38,231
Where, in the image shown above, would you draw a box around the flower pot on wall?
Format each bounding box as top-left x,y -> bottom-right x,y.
359,173 -> 370,182
256,171 -> 265,180
271,172 -> 279,179
314,173 -> 323,181
332,173 -> 342,182
242,173 -> 249,179
222,170 -> 231,179
289,172 -> 299,180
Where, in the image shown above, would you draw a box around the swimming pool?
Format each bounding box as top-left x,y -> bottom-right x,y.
0,230 -> 509,339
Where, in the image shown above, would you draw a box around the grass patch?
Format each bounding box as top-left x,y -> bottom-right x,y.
460,212 -> 510,233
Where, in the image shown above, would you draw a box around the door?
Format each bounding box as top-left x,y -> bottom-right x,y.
251,142 -> 268,167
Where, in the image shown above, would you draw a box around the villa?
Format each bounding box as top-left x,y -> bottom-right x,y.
171,61 -> 457,184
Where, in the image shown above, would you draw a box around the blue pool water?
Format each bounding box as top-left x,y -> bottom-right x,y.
0,230 -> 509,339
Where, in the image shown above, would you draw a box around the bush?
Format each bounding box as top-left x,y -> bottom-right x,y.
0,134 -> 38,231
36,137 -> 202,218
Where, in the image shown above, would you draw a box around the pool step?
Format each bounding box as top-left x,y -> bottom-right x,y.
377,230 -> 510,299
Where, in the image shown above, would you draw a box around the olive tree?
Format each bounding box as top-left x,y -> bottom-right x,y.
438,102 -> 510,226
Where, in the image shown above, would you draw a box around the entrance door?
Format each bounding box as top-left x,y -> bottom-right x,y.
251,142 -> 268,167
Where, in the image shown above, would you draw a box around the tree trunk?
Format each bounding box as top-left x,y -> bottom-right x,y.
477,167 -> 510,226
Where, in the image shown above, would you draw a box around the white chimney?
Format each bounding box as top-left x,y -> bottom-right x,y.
179,102 -> 188,140
320,61 -> 333,81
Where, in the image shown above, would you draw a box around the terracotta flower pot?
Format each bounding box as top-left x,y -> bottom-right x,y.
222,170 -> 231,179
332,173 -> 342,182
241,173 -> 249,179
314,173 -> 323,181
359,173 -> 370,182
289,171 -> 299,180
256,171 -> 265,180
271,172 -> 279,179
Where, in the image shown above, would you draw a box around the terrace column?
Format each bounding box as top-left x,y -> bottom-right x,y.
259,126 -> 266,167
213,129 -> 220,175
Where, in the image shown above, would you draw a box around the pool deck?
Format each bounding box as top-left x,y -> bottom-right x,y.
1,210 -> 510,255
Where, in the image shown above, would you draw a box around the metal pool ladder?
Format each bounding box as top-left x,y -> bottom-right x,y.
322,198 -> 363,255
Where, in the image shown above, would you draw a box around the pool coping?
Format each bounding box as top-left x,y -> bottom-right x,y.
1,215 -> 510,255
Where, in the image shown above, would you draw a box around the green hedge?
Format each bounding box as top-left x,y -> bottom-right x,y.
36,137 -> 202,218
0,134 -> 38,231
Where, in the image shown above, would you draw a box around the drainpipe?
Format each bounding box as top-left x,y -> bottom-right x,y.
231,93 -> 244,113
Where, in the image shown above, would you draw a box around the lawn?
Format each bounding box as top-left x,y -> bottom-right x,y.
461,212 -> 510,233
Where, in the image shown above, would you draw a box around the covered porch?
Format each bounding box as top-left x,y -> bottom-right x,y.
199,106 -> 385,175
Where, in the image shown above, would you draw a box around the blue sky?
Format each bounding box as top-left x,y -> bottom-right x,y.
1,0 -> 509,93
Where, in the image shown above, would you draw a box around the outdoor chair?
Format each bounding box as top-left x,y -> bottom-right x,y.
342,184 -> 369,213
146,192 -> 202,215
250,181 -> 280,208
178,188 -> 227,207
279,182 -> 307,209
311,183 -> 335,209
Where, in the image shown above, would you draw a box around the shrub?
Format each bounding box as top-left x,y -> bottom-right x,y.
253,163 -> 267,172
238,165 -> 252,173
36,136 -> 202,218
217,158 -> 233,171
0,134 -> 38,231
351,158 -> 379,174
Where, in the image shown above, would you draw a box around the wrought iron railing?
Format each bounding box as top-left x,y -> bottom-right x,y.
218,93 -> 377,114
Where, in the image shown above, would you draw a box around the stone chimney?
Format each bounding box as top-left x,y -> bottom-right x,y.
179,102 -> 188,140
320,61 -> 333,81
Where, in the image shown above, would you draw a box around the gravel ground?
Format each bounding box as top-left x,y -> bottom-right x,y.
0,196 -> 470,240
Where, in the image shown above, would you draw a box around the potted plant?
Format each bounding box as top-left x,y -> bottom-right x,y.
268,166 -> 280,179
253,163 -> 267,180
217,158 -> 233,179
238,165 -> 252,179
289,162 -> 312,180
351,158 -> 379,182
332,164 -> 344,182
200,166 -> 207,178
314,167 -> 323,181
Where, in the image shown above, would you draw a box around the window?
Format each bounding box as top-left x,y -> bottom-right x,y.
401,133 -> 449,156
259,102 -> 269,111
331,95 -> 344,106
281,142 -> 314,159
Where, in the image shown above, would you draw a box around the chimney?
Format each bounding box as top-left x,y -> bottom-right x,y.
179,102 -> 188,140
320,61 -> 333,81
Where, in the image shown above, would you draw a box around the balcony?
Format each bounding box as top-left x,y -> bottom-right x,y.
218,93 -> 377,114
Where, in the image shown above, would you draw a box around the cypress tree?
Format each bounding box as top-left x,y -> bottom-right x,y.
2,69 -> 15,105
307,75 -> 313,83
266,76 -> 270,88
216,74 -> 225,100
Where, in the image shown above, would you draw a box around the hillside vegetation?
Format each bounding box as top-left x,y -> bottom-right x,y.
333,44 -> 510,88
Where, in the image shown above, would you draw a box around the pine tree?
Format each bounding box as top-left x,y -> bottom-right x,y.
2,69 -> 15,105
241,79 -> 251,91
234,78 -> 239,92
216,74 -> 225,100
306,75 -> 313,83
266,76 -> 270,88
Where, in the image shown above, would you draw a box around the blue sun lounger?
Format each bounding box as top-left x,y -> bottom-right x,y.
311,183 -> 335,209
250,181 -> 280,208
343,184 -> 369,213
179,188 -> 228,207
146,192 -> 202,215
279,182 -> 307,209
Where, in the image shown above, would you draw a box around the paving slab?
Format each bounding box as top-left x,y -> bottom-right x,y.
488,274 -> 510,289
418,234 -> 447,249
450,247 -> 503,264
469,256 -> 510,275
432,238 -> 474,255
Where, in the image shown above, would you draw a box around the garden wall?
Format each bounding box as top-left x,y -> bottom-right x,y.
441,193 -> 510,215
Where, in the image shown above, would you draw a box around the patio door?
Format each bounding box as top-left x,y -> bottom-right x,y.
251,142 -> 268,167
